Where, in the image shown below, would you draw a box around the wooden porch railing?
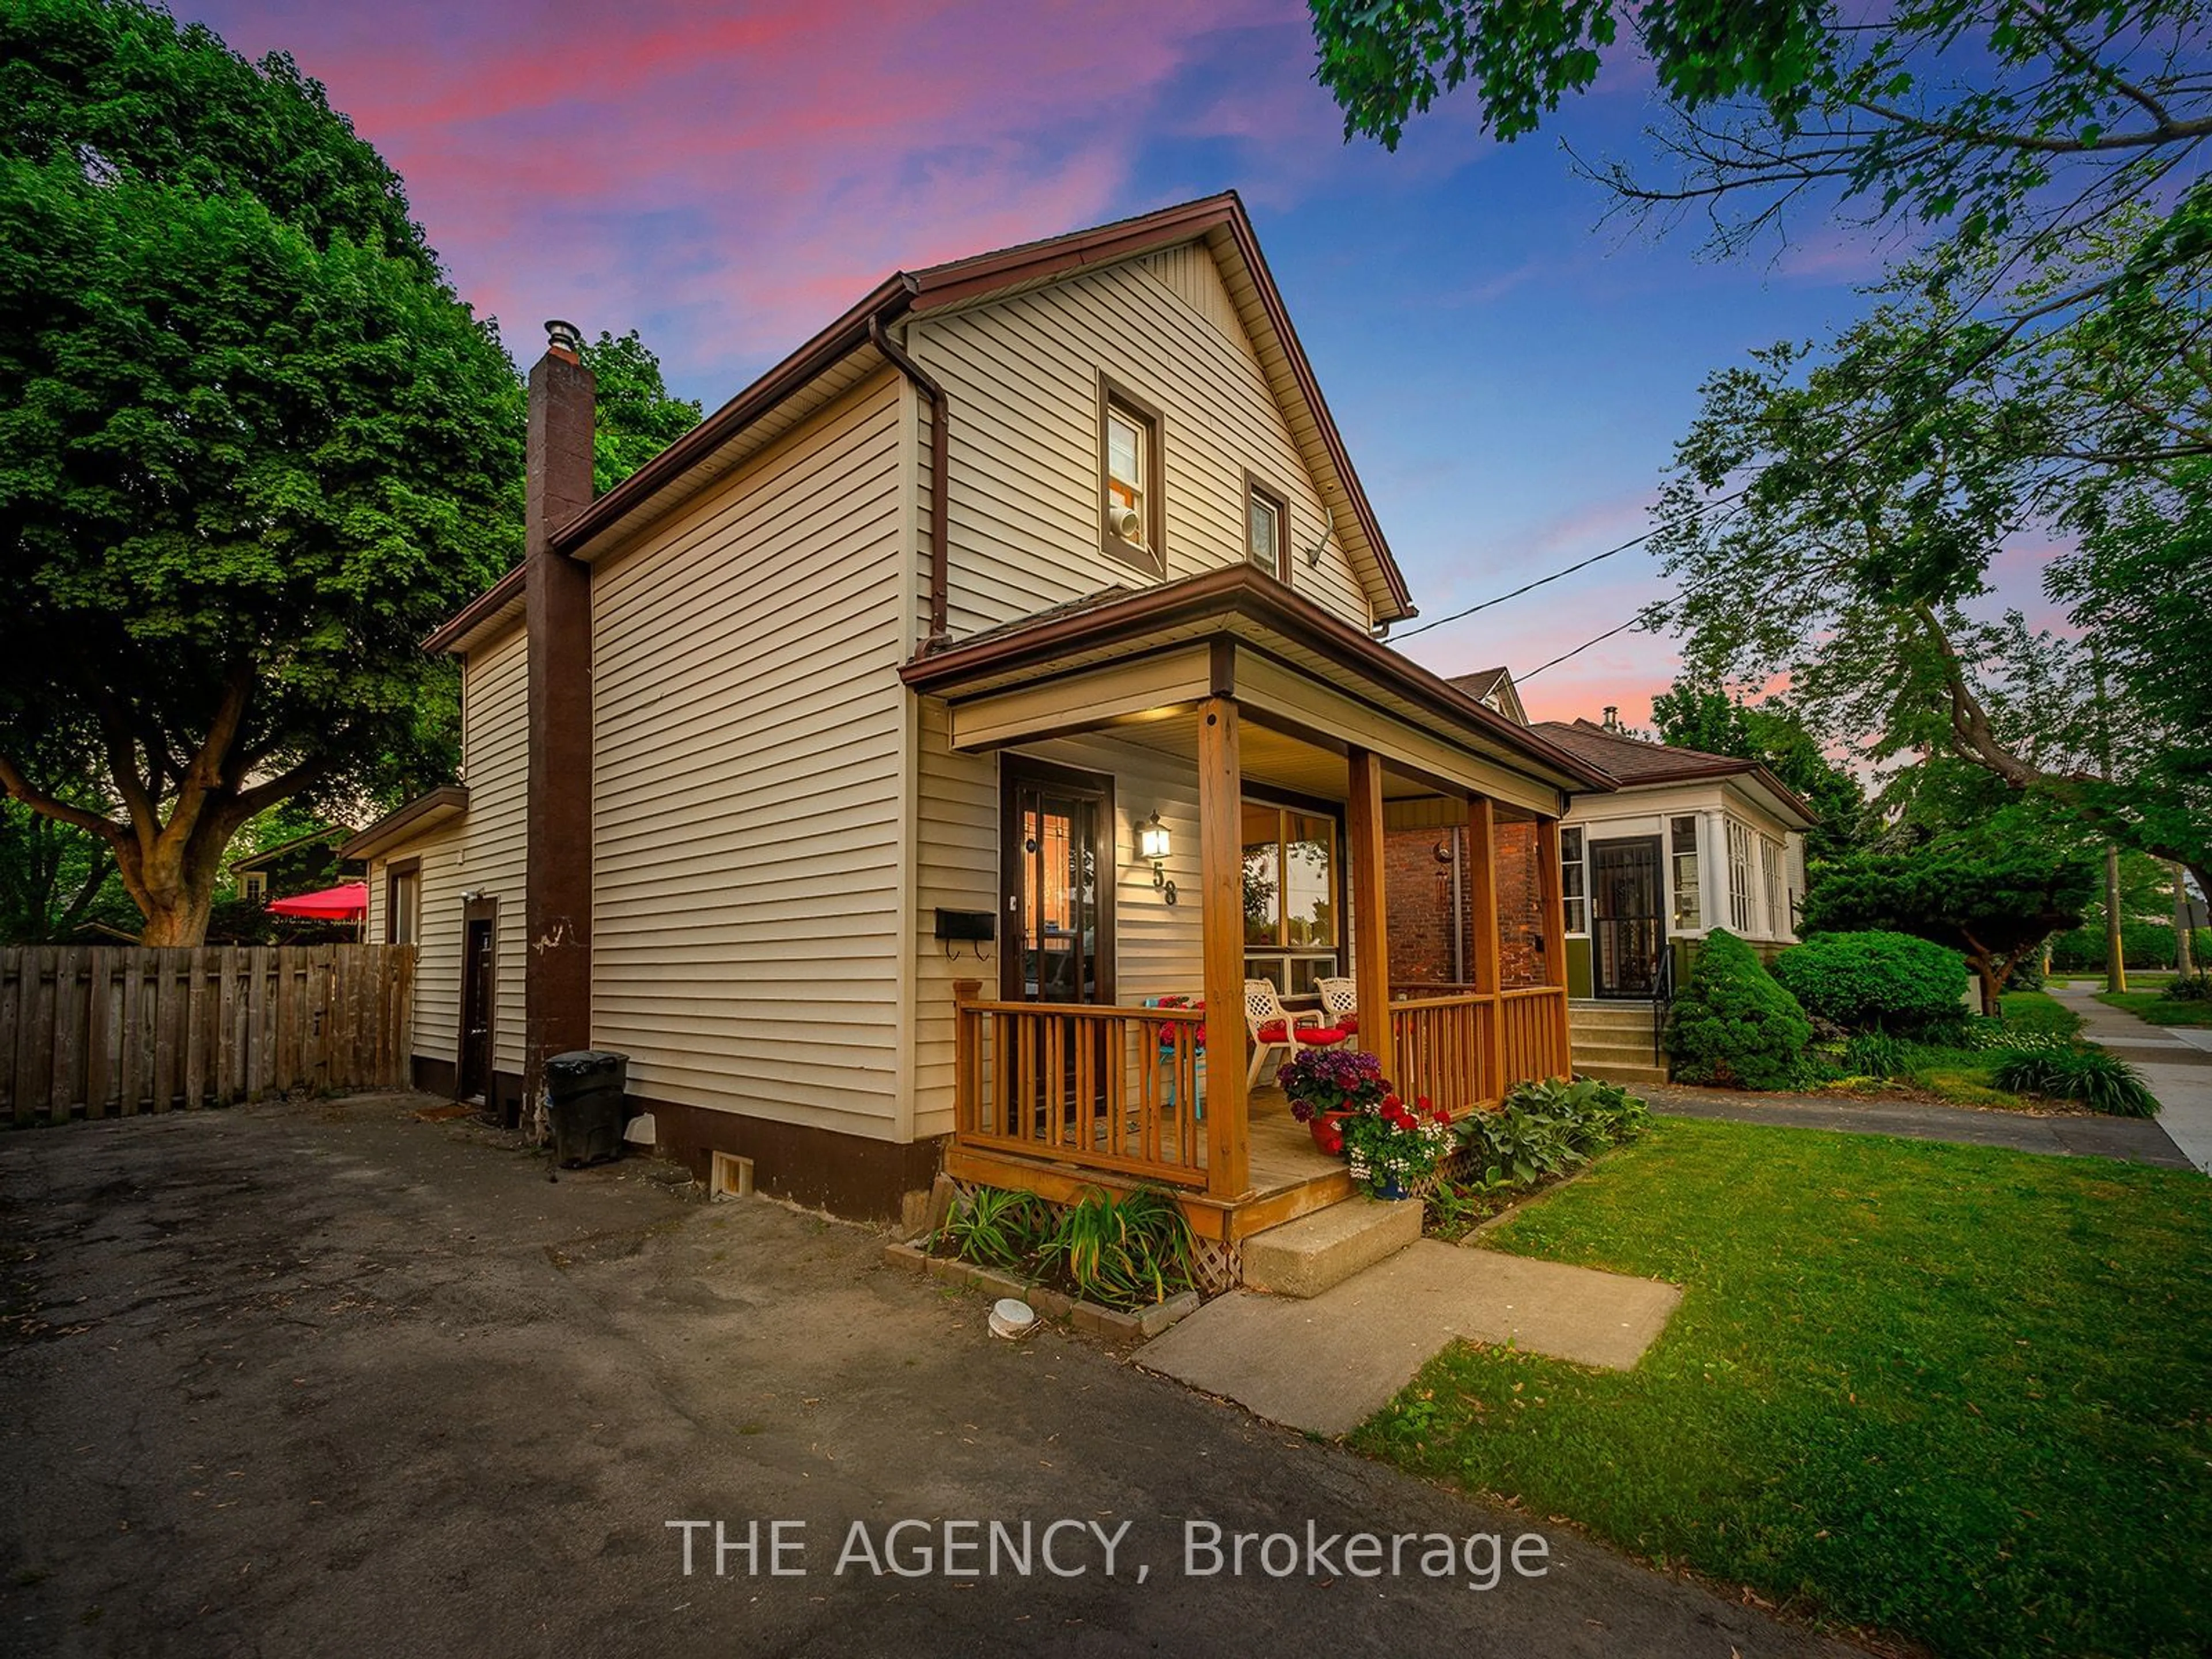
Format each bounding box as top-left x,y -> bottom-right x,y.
953,989 -> 1208,1190
1387,983 -> 1571,1115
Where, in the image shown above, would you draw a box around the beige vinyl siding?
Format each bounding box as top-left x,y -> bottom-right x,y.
366,824 -> 467,1066
911,709 -> 1209,1139
911,245 -> 1374,641
459,626 -> 531,1073
591,370 -> 910,1141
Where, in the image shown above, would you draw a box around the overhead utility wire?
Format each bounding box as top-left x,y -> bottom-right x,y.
1518,615 -> 1649,681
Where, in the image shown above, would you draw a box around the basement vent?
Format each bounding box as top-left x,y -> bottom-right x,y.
710,1152 -> 755,1202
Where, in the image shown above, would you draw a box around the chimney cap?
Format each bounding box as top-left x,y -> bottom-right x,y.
545,319 -> 585,358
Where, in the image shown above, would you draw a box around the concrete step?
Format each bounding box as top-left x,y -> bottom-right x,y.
1571,1040 -> 1665,1063
1574,1062 -> 1671,1086
1569,1009 -> 1660,1031
1242,1196 -> 1423,1298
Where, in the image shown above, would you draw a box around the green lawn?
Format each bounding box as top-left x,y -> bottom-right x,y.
1354,1118 -> 2212,1658
2099,989 -> 2212,1028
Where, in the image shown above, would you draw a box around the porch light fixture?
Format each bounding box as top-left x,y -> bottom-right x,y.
1141,813 -> 1176,906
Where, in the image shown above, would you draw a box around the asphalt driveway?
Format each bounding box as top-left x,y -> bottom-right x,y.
0,1093 -> 1858,1658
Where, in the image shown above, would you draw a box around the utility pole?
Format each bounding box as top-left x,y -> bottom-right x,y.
2093,650 -> 2127,995
2179,862 -> 2199,978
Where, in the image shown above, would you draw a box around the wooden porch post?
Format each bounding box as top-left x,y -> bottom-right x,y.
1535,813 -> 1573,1075
1465,795 -> 1502,1101
1347,746 -> 1393,1084
1198,696 -> 1249,1199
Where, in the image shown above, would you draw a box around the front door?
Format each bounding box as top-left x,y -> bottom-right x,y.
1590,836 -> 1663,998
457,911 -> 495,1106
999,759 -> 1114,1006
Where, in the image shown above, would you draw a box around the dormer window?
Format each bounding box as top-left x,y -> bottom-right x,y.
1098,377 -> 1163,575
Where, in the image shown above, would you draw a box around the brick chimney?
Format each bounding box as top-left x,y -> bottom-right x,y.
524,320 -> 596,1109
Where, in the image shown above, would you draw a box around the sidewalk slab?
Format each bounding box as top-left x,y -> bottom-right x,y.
1137,1240 -> 1680,1437
2052,985 -> 2212,1175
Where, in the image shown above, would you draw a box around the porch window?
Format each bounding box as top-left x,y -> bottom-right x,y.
1669,816 -> 1700,931
1727,819 -> 1753,932
1760,834 -> 1783,937
1559,827 -> 1586,934
1241,801 -> 1337,993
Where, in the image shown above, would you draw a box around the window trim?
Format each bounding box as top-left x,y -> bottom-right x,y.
1239,785 -> 1347,991
1096,373 -> 1165,578
1558,826 -> 1588,936
1242,468 -> 1291,583
385,857 -> 422,946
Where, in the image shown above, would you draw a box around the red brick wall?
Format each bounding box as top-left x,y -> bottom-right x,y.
1495,820 -> 1544,988
1385,827 -> 1461,983
1381,821 -> 1551,987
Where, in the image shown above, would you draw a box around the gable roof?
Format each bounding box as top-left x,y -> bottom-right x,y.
427,193 -> 1412,655
1447,666 -> 1527,725
1536,719 -> 1818,826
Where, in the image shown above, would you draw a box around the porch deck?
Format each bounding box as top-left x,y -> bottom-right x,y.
944,1078 -> 1356,1245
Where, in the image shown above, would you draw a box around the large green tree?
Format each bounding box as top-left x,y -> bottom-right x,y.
1310,2 -> 2212,896
0,0 -> 524,944
1803,821 -> 2096,1014
582,329 -> 703,496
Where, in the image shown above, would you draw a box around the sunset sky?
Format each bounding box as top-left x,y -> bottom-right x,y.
185,0 -> 1913,725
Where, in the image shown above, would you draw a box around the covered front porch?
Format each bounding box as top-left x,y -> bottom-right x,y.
904,569 -> 1611,1247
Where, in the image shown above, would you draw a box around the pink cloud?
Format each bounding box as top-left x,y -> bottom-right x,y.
192,0 -> 1336,382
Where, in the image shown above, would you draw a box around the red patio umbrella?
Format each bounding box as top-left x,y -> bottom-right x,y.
266,880 -> 368,921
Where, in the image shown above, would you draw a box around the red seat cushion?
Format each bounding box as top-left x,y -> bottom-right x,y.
1334,1013 -> 1359,1034
1258,1020 -> 1347,1045
1256,1019 -> 1289,1043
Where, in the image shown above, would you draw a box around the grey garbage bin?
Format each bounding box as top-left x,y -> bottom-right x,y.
545,1050 -> 628,1168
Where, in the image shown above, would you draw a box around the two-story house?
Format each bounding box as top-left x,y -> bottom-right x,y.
341,195 -> 1614,1266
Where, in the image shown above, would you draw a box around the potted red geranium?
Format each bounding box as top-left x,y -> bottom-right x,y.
1341,1092 -> 1454,1200
1278,1048 -> 1387,1154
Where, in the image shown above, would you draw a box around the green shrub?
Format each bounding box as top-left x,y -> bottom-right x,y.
1838,1031 -> 1913,1078
1993,1048 -> 2161,1118
938,1187 -> 1053,1272
1772,930 -> 1969,1036
1038,1187 -> 1195,1308
1666,929 -> 1812,1090
2164,973 -> 2211,1003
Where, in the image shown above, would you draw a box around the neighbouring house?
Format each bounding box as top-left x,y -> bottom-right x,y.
1378,689 -> 1816,1083
228,827 -> 358,908
341,195 -> 1617,1255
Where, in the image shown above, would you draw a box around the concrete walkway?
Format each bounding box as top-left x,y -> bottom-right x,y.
1138,1241 -> 1681,1437
2052,982 -> 2212,1175
1642,1082 -> 2194,1168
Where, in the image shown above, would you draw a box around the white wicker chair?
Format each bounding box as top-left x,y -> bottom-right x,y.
1314,976 -> 1361,1035
1242,978 -> 1350,1088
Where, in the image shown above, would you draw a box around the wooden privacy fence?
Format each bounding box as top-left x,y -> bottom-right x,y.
1,945 -> 416,1126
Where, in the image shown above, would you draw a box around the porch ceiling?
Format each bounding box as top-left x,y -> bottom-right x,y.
902,567 -> 1613,806
904,569 -> 1612,817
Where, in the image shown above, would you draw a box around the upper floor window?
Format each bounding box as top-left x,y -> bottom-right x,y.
1099,378 -> 1163,575
241,871 -> 267,905
1247,478 -> 1288,580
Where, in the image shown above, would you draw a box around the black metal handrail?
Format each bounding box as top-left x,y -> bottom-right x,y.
1650,945 -> 1676,1065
